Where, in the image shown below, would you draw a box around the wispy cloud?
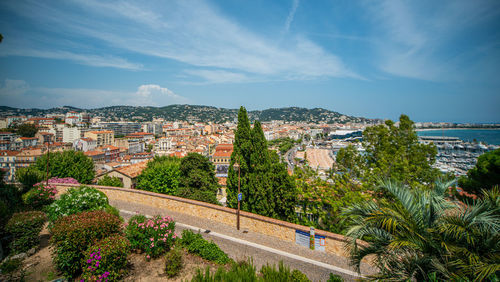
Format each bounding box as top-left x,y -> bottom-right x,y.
0,79 -> 189,108
0,0 -> 358,83
284,0 -> 300,33
365,0 -> 500,81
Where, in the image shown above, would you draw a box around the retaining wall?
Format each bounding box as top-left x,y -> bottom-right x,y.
54,184 -> 354,257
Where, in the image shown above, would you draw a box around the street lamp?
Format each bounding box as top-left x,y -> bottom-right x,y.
233,162 -> 241,230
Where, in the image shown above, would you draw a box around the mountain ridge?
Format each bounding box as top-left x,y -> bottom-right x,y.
0,104 -> 376,124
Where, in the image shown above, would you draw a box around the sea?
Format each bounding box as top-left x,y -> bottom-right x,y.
417,129 -> 500,145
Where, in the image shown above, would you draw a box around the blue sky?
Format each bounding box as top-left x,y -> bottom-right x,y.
0,0 -> 499,123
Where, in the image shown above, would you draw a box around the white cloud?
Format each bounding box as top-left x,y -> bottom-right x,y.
365,0 -> 500,81
1,0 -> 358,82
284,0 -> 300,33
184,70 -> 250,84
0,79 -> 189,108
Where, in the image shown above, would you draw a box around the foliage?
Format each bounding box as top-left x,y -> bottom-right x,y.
5,211 -> 46,254
192,261 -> 258,281
97,175 -> 124,187
82,234 -> 131,282
176,153 -> 219,205
164,247 -> 183,278
343,179 -> 500,281
125,214 -> 176,259
191,260 -> 310,282
22,183 -> 57,209
261,261 -> 311,282
458,148 -> 500,195
15,166 -> 45,193
136,156 -> 181,195
268,137 -> 300,155
337,115 -> 439,189
45,185 -> 110,223
326,273 -> 344,282
34,150 -> 95,184
46,177 -> 79,184
180,229 -> 230,264
50,210 -> 122,278
0,258 -> 23,275
228,107 -> 298,222
295,167 -> 368,234
15,123 -> 38,137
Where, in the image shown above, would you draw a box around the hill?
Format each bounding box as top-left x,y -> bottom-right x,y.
0,104 -> 375,124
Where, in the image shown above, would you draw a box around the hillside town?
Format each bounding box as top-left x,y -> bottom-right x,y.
0,110 -> 377,201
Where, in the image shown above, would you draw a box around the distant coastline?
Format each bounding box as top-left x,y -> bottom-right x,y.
416,128 -> 500,132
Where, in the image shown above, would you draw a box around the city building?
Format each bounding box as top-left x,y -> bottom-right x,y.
63,127 -> 82,143
84,130 -> 114,147
211,143 -> 233,177
0,150 -> 18,182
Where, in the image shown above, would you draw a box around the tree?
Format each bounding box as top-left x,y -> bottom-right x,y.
136,156 -> 181,195
97,175 -> 124,187
176,153 -> 219,205
227,107 -> 297,221
16,123 -> 38,137
15,166 -> 45,192
34,150 -> 95,184
337,115 -> 439,189
458,148 -> 500,195
295,166 -> 367,234
343,180 -> 500,281
335,145 -> 363,177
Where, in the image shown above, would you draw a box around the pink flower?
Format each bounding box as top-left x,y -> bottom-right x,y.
150,238 -> 154,241
146,255 -> 150,259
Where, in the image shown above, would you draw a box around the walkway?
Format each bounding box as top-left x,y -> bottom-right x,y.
112,199 -> 376,282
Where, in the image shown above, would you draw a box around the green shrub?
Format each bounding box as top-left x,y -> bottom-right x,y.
327,273 -> 344,282
50,210 -> 122,278
291,269 -> 311,282
261,261 -> 310,282
125,214 -> 176,259
191,260 -> 310,282
5,211 -> 46,254
164,247 -> 183,277
192,261 -> 257,281
22,183 -> 57,209
97,175 -> 124,187
15,166 -> 44,193
180,229 -> 230,264
45,185 -> 110,223
82,234 -> 130,281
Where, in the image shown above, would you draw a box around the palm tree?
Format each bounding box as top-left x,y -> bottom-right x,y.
343,180 -> 500,281
438,187 -> 500,281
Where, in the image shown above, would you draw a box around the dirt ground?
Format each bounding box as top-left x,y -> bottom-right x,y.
2,224 -> 223,282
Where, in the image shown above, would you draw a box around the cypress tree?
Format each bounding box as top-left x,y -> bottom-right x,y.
228,107 -> 298,222
227,106 -> 252,209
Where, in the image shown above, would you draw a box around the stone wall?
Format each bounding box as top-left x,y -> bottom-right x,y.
54,184 -> 355,258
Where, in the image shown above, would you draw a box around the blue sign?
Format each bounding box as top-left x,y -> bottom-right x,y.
238,193 -> 242,201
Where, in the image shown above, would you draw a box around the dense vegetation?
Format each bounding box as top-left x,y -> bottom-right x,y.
458,148 -> 500,195
136,154 -> 220,204
227,107 -> 297,222
0,105 -> 372,124
33,150 -> 95,184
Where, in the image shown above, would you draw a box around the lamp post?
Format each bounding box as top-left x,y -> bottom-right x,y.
233,162 -> 241,230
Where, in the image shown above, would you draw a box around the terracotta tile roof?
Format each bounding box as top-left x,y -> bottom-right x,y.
115,161 -> 149,178
98,145 -> 120,151
20,137 -> 37,140
217,177 -> 227,186
213,151 -> 232,157
80,137 -> 95,142
0,150 -> 19,156
130,132 -> 153,136
88,130 -> 113,134
85,150 -> 104,156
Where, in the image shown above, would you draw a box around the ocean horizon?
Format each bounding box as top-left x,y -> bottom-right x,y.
417,129 -> 500,145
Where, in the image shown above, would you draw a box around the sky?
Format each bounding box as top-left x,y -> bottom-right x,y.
0,0 -> 499,123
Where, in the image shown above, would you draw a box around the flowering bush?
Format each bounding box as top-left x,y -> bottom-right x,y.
180,229 -> 230,264
45,185 -> 110,223
125,214 -> 176,259
82,234 -> 130,282
22,183 -> 57,209
50,210 -> 122,278
5,211 -> 46,254
46,177 -> 80,184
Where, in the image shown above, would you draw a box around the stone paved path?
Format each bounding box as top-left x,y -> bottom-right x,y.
111,199 -> 376,282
